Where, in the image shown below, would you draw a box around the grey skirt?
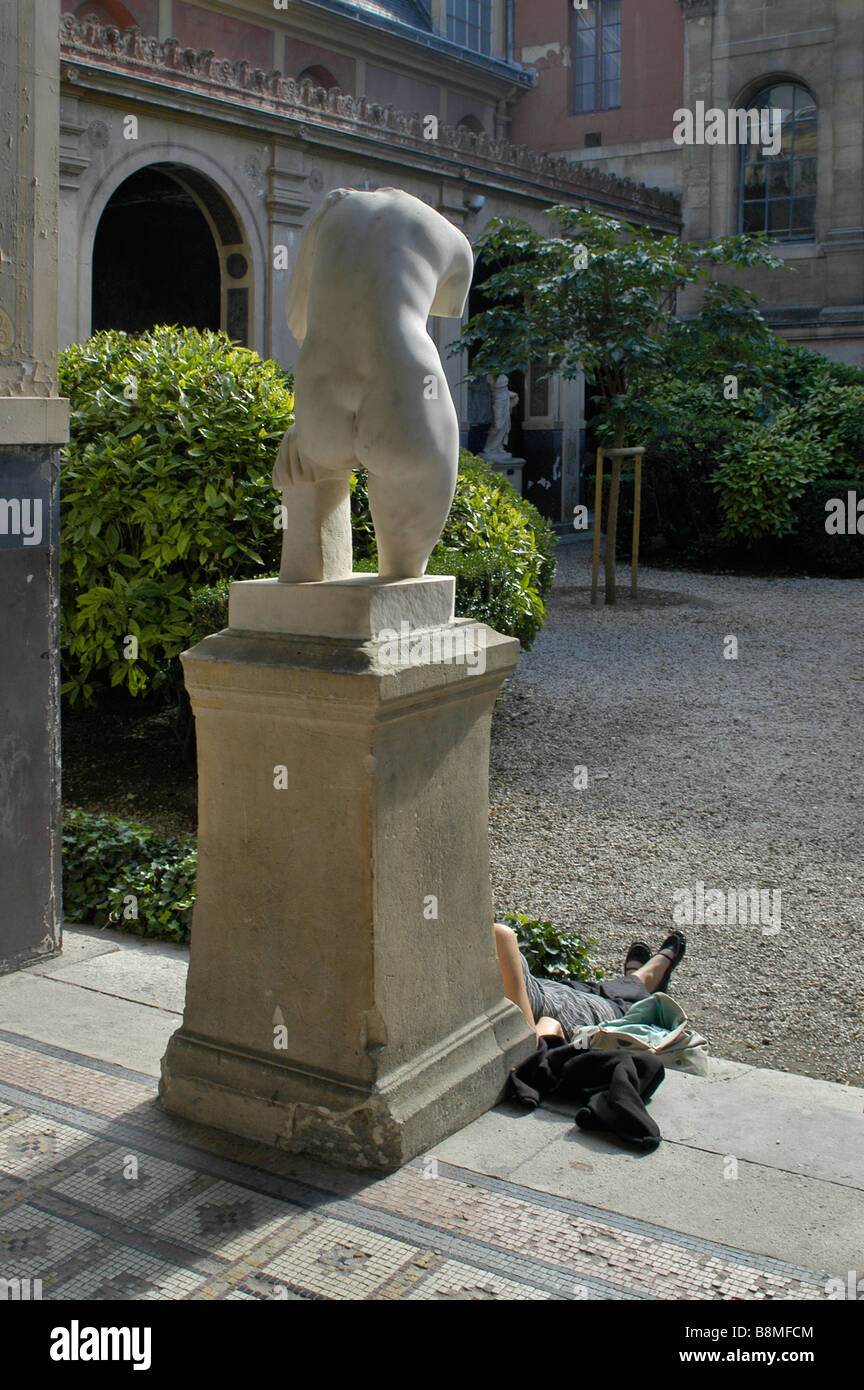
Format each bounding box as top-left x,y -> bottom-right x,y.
519,953 -> 649,1038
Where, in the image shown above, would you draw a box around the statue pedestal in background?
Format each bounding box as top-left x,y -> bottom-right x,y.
159,576 -> 533,1169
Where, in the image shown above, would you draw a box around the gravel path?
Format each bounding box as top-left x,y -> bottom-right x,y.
489,540 -> 864,1086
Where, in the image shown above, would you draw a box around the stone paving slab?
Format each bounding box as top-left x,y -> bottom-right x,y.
438,1104 -> 861,1275
0,1031 -> 835,1301
0,971 -> 177,1075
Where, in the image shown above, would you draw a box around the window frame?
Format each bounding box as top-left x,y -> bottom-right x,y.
571,0 -> 622,117
737,82 -> 818,244
446,0 -> 494,57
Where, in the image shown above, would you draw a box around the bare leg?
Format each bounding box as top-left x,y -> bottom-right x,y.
632,950 -> 674,994
367,461 -> 457,580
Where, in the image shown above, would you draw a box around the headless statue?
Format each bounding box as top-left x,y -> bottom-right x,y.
483,373 -> 519,458
273,187 -> 475,582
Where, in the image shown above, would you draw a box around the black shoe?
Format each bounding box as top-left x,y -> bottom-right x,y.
624,941 -> 652,973
655,930 -> 686,991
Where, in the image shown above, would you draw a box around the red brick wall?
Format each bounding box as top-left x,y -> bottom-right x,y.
284,36 -> 355,92
511,0 -> 683,153
67,0 -> 160,31
172,1 -> 274,70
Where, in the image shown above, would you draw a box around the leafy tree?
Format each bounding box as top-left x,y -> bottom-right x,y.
457,208 -> 788,597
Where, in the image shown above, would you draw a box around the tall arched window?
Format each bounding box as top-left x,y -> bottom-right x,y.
739,82 -> 818,241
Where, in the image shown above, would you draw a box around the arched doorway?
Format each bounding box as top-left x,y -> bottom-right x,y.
91,164 -> 252,343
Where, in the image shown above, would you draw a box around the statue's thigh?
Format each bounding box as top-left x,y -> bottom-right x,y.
356,382 -> 458,478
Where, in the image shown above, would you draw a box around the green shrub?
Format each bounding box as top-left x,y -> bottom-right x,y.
785,477 -> 864,576
500,913 -> 602,984
62,809 -> 196,943
352,450 -> 556,647
798,381 -> 864,476
611,347 -> 864,562
713,407 -> 822,543
59,327 -> 294,705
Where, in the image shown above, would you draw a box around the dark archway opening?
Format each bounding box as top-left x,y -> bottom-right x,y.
91,167 -> 221,335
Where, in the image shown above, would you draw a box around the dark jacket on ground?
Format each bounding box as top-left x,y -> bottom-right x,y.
510,1040 -> 665,1151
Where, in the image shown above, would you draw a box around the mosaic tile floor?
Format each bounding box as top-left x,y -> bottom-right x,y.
0,1030 -> 831,1301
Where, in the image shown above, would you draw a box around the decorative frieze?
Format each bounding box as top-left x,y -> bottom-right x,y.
59,14 -> 680,221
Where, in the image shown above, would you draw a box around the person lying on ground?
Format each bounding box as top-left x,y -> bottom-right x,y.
493,921 -> 687,1045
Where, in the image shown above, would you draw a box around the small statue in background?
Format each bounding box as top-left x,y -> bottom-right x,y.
482,373 -> 519,459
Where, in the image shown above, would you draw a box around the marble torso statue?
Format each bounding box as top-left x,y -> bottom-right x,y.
273,187 -> 475,580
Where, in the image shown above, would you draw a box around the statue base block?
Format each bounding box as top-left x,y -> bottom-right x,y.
159,596 -> 534,1169
229,573 -> 455,640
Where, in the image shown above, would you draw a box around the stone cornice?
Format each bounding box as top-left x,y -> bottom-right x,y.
59,15 -> 681,225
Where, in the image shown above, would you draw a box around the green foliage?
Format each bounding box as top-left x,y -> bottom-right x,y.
500,914 -> 602,984
786,477 -> 864,576
713,407 -> 822,542
59,327 -> 294,705
457,208 -> 787,441
612,338 -> 864,556
798,380 -> 864,475
353,450 -> 556,647
62,809 -> 196,943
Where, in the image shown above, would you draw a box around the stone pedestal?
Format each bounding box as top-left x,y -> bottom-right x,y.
483,453 -> 525,495
159,576 -> 534,1169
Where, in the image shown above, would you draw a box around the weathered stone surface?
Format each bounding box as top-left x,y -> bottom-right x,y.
0,2 -> 67,973
160,605 -> 534,1168
229,573 -> 455,639
0,445 -> 62,972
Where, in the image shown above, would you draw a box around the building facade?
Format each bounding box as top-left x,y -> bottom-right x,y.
512,0 -> 864,365
679,0 -> 864,363
57,0 -> 679,520
511,0 -> 684,193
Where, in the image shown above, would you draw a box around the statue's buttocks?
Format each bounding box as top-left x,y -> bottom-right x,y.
273,188 -> 475,581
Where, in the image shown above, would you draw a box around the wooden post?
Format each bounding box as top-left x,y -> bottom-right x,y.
590,447 -> 604,605
605,454 -> 621,605
631,449 -> 644,599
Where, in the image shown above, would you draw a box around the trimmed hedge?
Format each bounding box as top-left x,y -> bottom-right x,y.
786,478 -> 864,576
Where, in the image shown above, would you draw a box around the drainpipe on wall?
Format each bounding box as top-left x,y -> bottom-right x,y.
506,0 -> 514,63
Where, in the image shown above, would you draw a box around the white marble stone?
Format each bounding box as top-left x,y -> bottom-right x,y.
272,187 -> 474,581
229,574 -> 455,640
